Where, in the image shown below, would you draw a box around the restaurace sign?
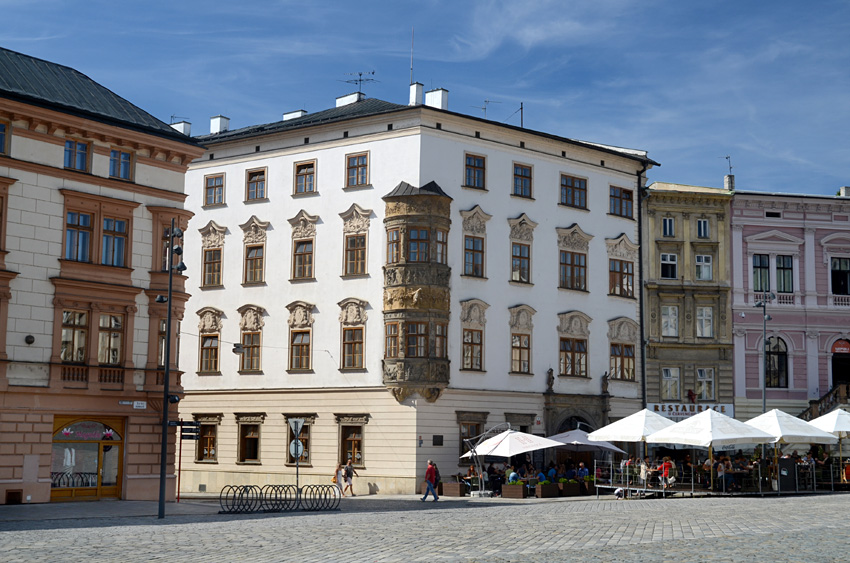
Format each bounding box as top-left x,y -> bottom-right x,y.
648,403 -> 735,420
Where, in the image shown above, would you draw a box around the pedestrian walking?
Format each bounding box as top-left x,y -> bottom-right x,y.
342,459 -> 358,496
421,459 -> 439,501
334,463 -> 345,497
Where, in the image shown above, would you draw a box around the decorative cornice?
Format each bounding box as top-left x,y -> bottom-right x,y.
239,216 -> 270,244
334,413 -> 371,425
288,210 -> 319,239
556,223 -> 593,252
606,233 -> 638,261
508,213 -> 537,242
339,203 -> 372,234
198,220 -> 226,249
460,205 -> 493,235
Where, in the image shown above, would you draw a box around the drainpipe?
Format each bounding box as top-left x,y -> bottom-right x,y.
637,163 -> 649,409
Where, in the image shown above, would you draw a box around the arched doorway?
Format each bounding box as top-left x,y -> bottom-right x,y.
557,415 -> 592,434
50,417 -> 124,501
832,340 -> 850,387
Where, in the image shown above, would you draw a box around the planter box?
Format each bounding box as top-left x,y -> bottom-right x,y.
502,484 -> 527,498
559,482 -> 580,497
441,482 -> 466,497
535,483 -> 559,498
420,481 -> 443,496
584,481 -> 595,495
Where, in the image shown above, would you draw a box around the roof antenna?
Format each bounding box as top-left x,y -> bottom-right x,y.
170,115 -> 190,124
341,71 -> 378,93
410,26 -> 415,85
470,99 -> 501,119
724,155 -> 733,175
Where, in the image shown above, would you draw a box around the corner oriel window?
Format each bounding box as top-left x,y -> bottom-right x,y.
384,322 -> 399,358
408,229 -> 429,262
406,322 -> 428,358
386,228 -> 400,265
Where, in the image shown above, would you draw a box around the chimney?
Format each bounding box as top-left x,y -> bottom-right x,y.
724,174 -> 735,192
424,88 -> 449,110
170,121 -> 191,136
336,92 -> 366,107
839,186 -> 850,197
409,82 -> 423,106
283,110 -> 308,121
210,115 -> 230,134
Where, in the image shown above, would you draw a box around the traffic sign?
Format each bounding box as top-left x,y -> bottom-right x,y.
289,439 -> 304,458
288,418 -> 305,437
181,421 -> 201,427
181,435 -> 200,441
181,428 -> 200,435
168,421 -> 179,427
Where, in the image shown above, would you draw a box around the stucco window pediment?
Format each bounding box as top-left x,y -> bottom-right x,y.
606,233 -> 638,261
237,304 -> 266,331
607,316 -> 638,343
338,298 -> 368,325
286,300 -> 315,329
508,213 -> 537,242
339,203 -> 372,234
556,224 -> 593,252
508,304 -> 536,333
460,298 -> 490,329
197,306 -> 224,333
288,210 -> 319,239
198,220 -> 227,249
460,205 -> 493,235
239,216 -> 270,244
558,311 -> 592,338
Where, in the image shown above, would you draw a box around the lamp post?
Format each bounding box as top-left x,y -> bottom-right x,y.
157,219 -> 186,519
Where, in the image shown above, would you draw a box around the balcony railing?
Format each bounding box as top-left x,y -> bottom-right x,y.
832,295 -> 850,307
61,365 -> 88,383
98,367 -> 124,385
775,293 -> 796,305
800,383 -> 850,421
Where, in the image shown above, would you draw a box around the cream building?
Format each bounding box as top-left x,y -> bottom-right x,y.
178,86 -> 657,494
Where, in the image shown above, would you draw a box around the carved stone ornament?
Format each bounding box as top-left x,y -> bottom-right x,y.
339,203 -> 372,234
385,199 -> 451,218
508,213 -> 538,242
338,298 -> 368,326
193,413 -> 223,423
383,286 -> 450,311
509,304 -> 537,332
606,234 -> 639,261
237,304 -> 266,331
556,224 -> 593,252
198,220 -> 226,249
334,413 -> 370,425
460,205 -> 493,235
460,299 -> 490,329
283,413 -> 318,425
288,210 -> 319,239
234,412 -> 266,423
558,311 -> 592,338
286,300 -> 315,329
607,317 -> 639,343
391,386 -> 443,403
383,359 -> 449,403
240,216 -> 270,244
197,307 -> 224,333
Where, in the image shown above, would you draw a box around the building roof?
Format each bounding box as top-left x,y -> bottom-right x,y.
0,47 -> 199,146
648,181 -> 733,196
197,96 -> 658,167
383,180 -> 451,200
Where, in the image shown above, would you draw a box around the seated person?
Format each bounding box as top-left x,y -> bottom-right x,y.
507,467 -> 519,484
517,464 -> 528,479
536,470 -> 547,482
547,464 -> 558,483
565,464 -> 577,480
576,462 -> 589,479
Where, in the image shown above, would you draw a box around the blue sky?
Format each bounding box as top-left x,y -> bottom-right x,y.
2,0 -> 849,194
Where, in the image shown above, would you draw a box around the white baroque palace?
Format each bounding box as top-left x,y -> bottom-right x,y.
178,86 -> 657,494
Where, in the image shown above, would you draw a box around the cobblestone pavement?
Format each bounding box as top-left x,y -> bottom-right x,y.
0,493 -> 847,562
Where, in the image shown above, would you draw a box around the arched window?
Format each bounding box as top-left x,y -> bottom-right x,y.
765,337 -> 788,388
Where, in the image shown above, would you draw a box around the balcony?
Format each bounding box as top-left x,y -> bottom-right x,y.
61,364 -> 88,384
98,367 -> 125,390
831,295 -> 850,307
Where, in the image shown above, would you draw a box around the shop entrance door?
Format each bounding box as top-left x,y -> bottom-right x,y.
50,417 -> 124,501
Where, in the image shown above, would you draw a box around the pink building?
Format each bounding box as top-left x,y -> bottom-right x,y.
731,184 -> 850,420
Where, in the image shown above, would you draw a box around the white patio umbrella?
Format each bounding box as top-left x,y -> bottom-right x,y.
588,409 -> 675,456
460,429 -> 563,459
547,429 -> 626,455
745,409 -> 838,445
646,409 -> 774,449
809,408 -> 850,481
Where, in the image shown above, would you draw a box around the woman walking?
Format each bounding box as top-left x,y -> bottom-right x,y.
334,463 -> 345,497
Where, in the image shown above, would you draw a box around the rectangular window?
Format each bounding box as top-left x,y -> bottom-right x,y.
343,327 -> 364,369
435,323 -> 447,359
245,245 -> 264,283
65,211 -> 92,262
385,322 -> 399,358
464,236 -> 484,277
662,217 -> 675,237
340,425 -> 363,466
60,310 -> 88,363
0,121 -> 7,155
408,229 -> 429,262
559,338 -> 587,377
511,333 -> 531,373
661,367 -> 680,400
203,248 -> 222,286
64,140 -> 89,172
200,335 -> 219,372
661,253 -> 678,279
241,331 -> 261,371
406,322 -> 428,358
560,175 -> 587,209
661,305 -> 679,337
295,161 -> 315,194
345,234 -> 367,275
293,239 -> 314,279
109,149 -> 132,180
161,226 -> 171,272
610,343 -> 635,380
513,164 -> 532,198
198,424 -> 217,461
238,424 -> 260,463
465,154 -> 485,189
157,318 -> 167,368
204,174 -> 224,206
609,186 -> 633,218
696,368 -> 715,400
609,259 -> 634,297
97,314 -> 123,365
435,230 -> 447,265
695,255 -> 713,281
777,255 -> 793,293
246,169 -> 266,200
386,228 -> 400,264
346,153 -> 368,187
511,242 -> 530,283
753,254 -> 770,292
287,423 -> 310,464
697,219 -> 710,239
832,258 -> 850,296
290,331 -> 311,370
559,250 -> 586,290
462,329 -> 482,370
696,306 -> 713,338
460,422 -> 481,457
101,217 -> 127,267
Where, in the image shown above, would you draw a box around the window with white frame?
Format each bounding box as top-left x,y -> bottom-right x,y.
661,367 -> 680,400
661,253 -> 678,279
662,217 -> 674,237
696,368 -> 715,400
696,306 -> 713,338
753,254 -> 770,292
697,218 -> 710,239
776,255 -> 793,293
661,305 -> 678,337
695,254 -> 713,281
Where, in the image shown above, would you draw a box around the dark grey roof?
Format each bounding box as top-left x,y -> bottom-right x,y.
0,47 -> 199,146
196,98 -> 409,143
383,180 -> 451,200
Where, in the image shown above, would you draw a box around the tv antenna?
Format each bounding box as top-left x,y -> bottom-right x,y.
341,71 -> 378,93
471,99 -> 501,119
170,115 -> 190,124
721,155 -> 733,175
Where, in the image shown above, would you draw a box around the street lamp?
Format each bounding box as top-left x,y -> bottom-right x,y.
753,292 -> 775,415
157,219 -> 185,519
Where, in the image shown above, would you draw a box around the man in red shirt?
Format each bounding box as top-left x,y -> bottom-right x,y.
422,459 -> 439,502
